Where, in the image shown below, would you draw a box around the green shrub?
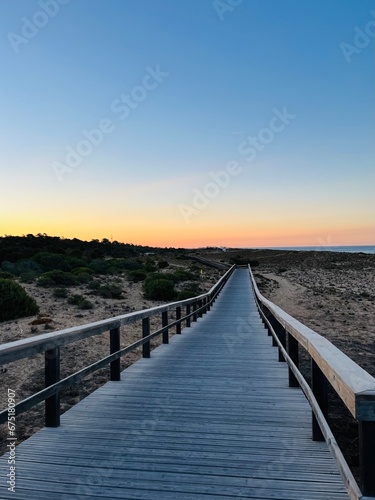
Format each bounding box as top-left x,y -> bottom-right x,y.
32,252 -> 71,272
67,294 -> 93,309
37,275 -> 56,287
97,284 -> 123,299
173,269 -> 197,282
119,259 -> 144,270
2,259 -> 41,277
67,294 -> 83,305
78,298 -> 93,309
158,261 -> 169,269
176,290 -> 196,300
143,278 -> 176,301
75,272 -> 92,284
0,279 -> 39,321
0,271 -> 15,280
37,270 -> 78,287
127,270 -> 147,282
53,287 -> 68,298
72,267 -> 94,275
144,261 -> 157,272
89,259 -> 114,275
88,280 -> 101,291
19,271 -> 38,283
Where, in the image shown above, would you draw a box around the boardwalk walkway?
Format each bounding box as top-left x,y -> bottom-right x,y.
0,269 -> 348,499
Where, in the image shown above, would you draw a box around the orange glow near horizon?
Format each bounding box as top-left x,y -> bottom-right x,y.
2,215 -> 374,249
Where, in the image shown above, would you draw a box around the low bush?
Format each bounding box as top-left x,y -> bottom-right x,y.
72,267 -> 94,275
0,271 -> 15,280
37,270 -> 78,287
53,287 -> 68,298
67,294 -> 93,309
158,261 -> 169,269
97,284 -> 123,299
19,271 -> 38,283
0,279 -> 39,321
88,280 -> 101,291
176,290 -> 196,300
143,278 -> 176,301
127,270 -> 147,282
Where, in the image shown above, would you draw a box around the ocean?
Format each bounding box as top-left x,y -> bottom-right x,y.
259,246 -> 375,255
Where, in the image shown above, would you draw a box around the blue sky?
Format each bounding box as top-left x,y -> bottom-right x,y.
0,0 -> 374,247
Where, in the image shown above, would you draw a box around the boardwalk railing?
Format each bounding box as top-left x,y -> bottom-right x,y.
0,265 -> 236,429
249,264 -> 375,499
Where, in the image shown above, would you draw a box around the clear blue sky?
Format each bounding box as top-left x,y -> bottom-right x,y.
0,0 -> 374,247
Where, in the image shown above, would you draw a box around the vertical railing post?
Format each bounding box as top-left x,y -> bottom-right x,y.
45,347 -> 60,427
186,305 -> 191,327
142,317 -> 150,358
176,306 -> 181,334
269,315 -> 278,345
198,300 -> 203,318
193,302 -> 198,322
262,305 -> 272,337
276,322 -> 286,362
311,360 -> 328,441
206,296 -> 211,312
287,332 -> 299,387
110,327 -> 121,381
359,420 -> 375,496
162,311 -> 169,344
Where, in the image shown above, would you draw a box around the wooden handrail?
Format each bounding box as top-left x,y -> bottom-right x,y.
0,265 -> 235,365
0,265 -> 236,426
248,265 -> 375,419
248,264 -> 375,498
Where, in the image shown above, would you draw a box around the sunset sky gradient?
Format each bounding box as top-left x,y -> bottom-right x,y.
0,0 -> 374,248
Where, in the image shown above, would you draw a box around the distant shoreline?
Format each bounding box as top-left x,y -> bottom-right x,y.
241,245 -> 375,255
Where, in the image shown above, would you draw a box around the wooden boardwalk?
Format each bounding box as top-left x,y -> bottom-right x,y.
0,269 -> 348,499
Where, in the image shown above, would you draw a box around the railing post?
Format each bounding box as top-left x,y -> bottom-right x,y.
198,299 -> 203,318
206,296 -> 211,312
162,311 -> 169,344
110,327 -> 121,381
311,360 -> 328,441
45,347 -> 60,427
276,322 -> 286,362
193,302 -> 198,322
202,298 -> 206,315
176,306 -> 181,334
359,420 -> 375,496
262,305 -> 272,337
142,317 -> 150,358
287,332 -> 299,387
186,305 -> 191,327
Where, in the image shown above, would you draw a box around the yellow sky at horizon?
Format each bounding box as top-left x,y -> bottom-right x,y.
2,215 -> 373,249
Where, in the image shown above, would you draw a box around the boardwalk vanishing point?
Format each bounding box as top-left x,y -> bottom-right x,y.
1,266 -> 375,499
